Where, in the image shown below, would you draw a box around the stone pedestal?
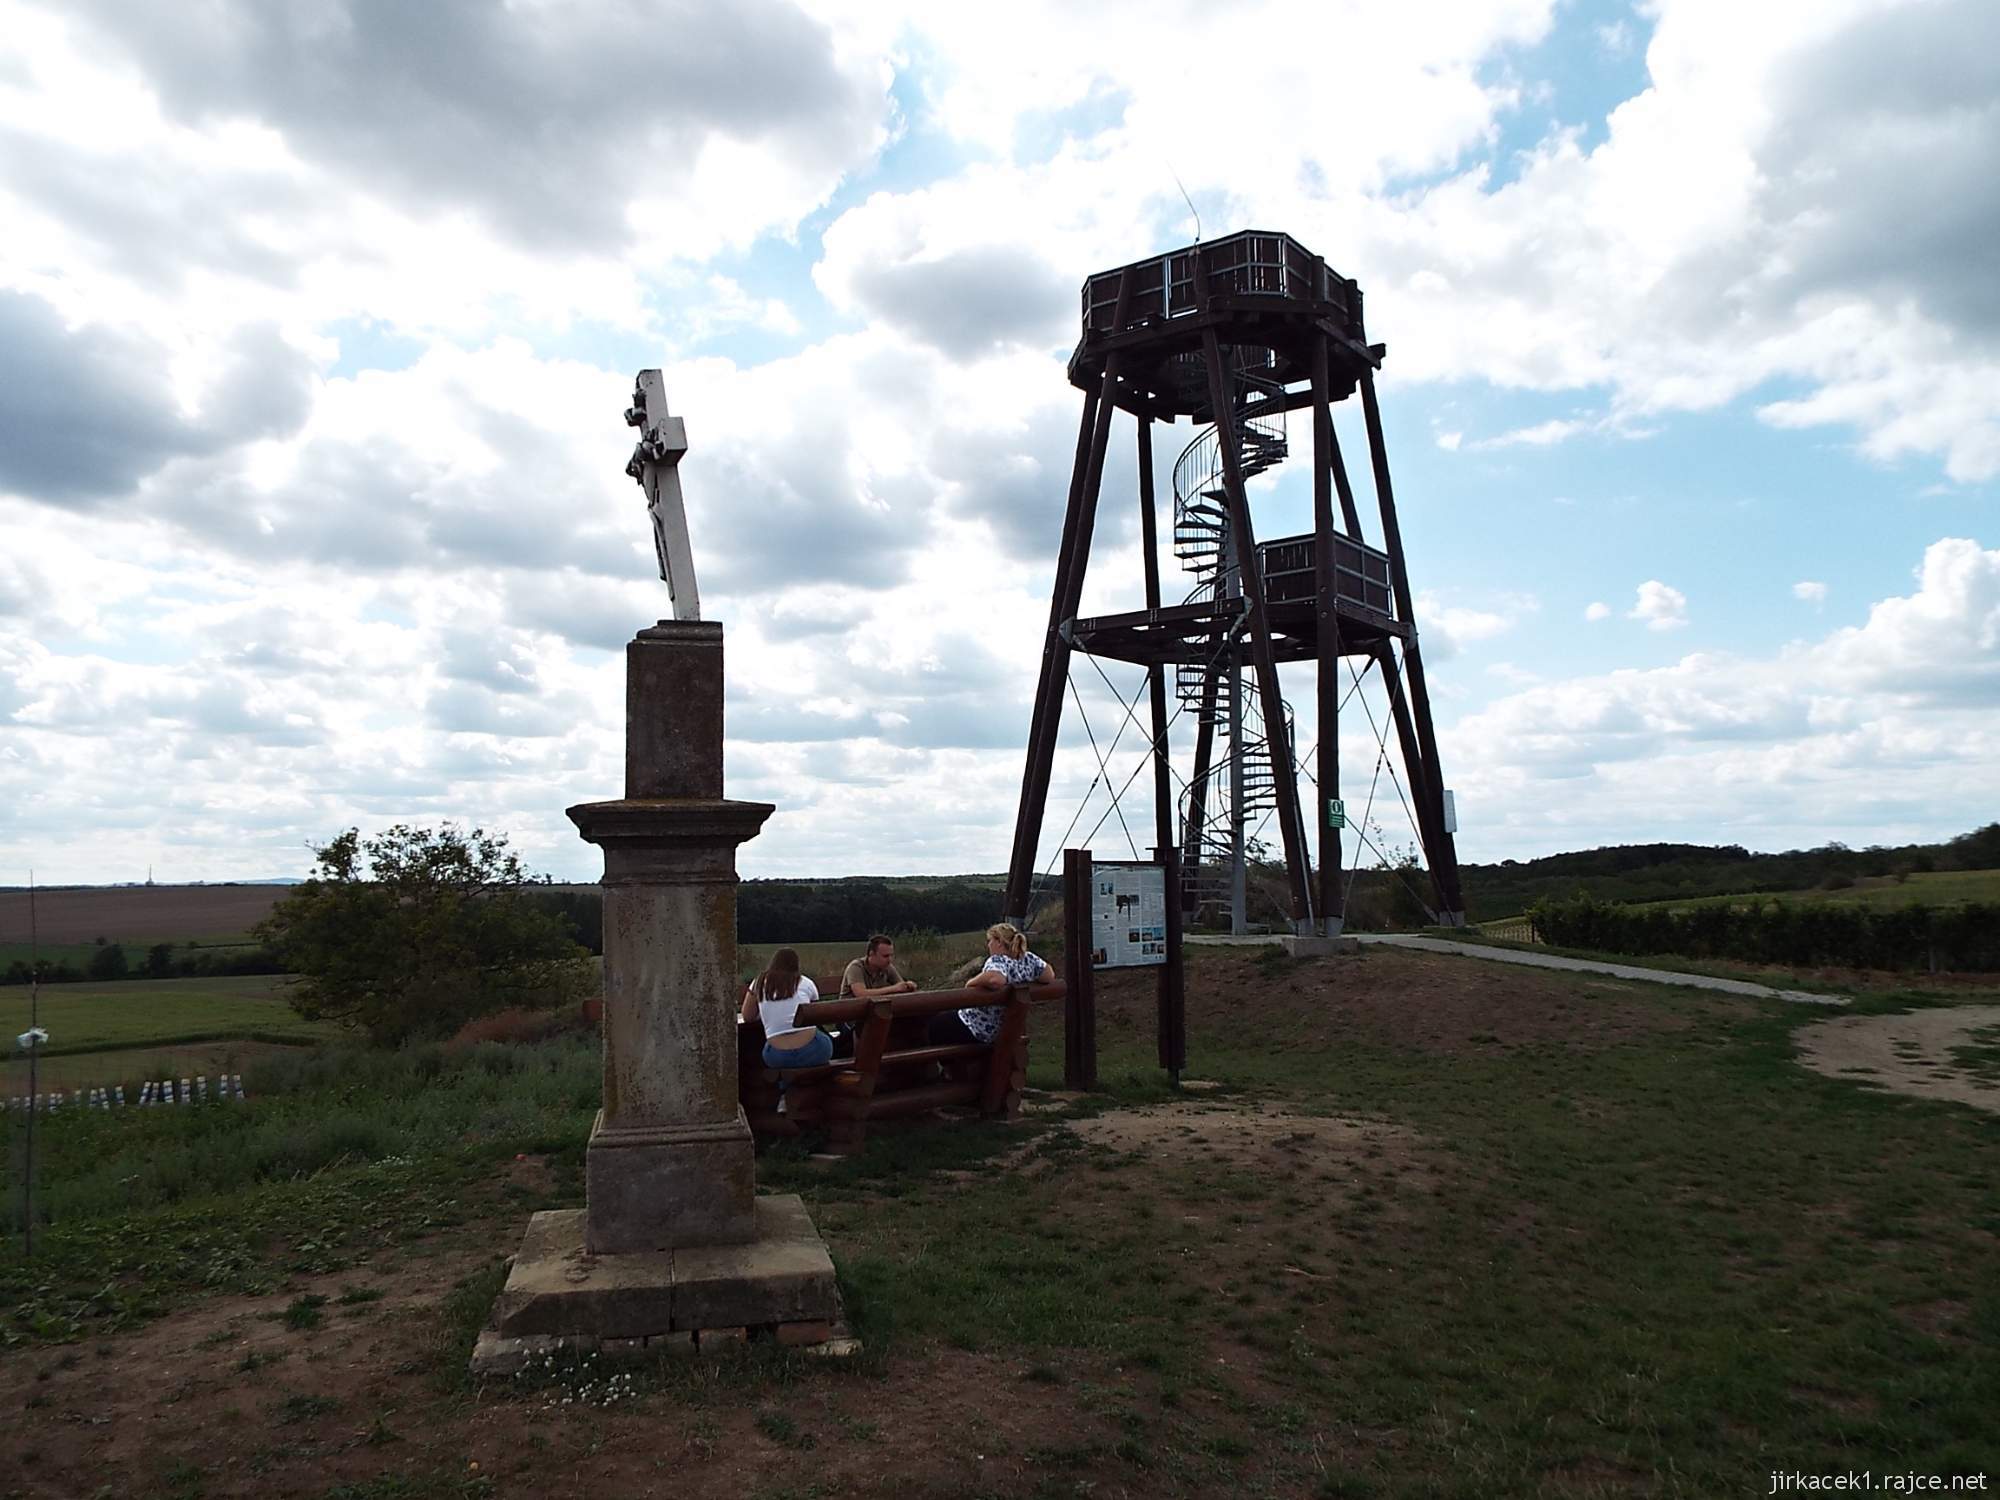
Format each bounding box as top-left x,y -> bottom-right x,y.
570,794 -> 770,1252
475,620 -> 846,1369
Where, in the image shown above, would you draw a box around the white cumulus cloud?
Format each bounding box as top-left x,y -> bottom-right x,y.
1629,581 -> 1689,631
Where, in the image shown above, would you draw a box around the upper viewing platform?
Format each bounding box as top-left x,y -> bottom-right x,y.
1068,230 -> 1379,414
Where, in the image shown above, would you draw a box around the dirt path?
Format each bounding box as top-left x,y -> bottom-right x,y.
1794,1004 -> 2000,1114
1352,935 -> 1850,1006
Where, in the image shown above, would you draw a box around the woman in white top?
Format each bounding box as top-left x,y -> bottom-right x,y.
740,948 -> 831,1071
928,923 -> 1049,1045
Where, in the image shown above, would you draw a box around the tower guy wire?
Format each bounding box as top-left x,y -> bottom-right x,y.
22,868 -> 41,1256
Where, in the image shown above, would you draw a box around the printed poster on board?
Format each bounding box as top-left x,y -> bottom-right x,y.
1089,861 -> 1167,969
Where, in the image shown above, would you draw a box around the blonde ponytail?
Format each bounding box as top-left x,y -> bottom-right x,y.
986,922 -> 1028,961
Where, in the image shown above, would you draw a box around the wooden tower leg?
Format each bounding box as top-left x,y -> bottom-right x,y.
1002,388 -> 1099,925
1003,270 -> 1137,926
1358,369 -> 1464,921
1310,336 -> 1345,935
1375,641 -> 1448,919
1201,328 -> 1313,931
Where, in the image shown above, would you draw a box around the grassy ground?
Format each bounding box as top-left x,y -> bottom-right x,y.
0,1039 -> 318,1097
2,946 -> 1995,1497
0,975 -> 336,1054
1435,929 -> 1864,991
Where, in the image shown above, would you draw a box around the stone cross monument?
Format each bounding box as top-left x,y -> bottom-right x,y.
625,371 -> 702,623
472,373 -> 845,1370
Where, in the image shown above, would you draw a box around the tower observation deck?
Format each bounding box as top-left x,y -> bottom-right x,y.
1003,230 -> 1464,935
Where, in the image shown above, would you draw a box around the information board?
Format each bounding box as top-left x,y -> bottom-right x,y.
1089,860 -> 1167,969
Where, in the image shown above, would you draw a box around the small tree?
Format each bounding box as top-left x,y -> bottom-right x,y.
87,942 -> 130,980
256,824 -> 594,1045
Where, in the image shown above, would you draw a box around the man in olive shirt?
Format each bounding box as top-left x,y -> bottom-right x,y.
840,934 -> 918,998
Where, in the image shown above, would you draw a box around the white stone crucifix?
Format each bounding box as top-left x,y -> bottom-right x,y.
624,370 -> 701,621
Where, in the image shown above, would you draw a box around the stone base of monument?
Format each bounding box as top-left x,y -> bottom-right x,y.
1281,934 -> 1362,957
469,1195 -> 852,1377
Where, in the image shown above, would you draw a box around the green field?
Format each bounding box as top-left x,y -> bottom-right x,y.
0,975 -> 335,1055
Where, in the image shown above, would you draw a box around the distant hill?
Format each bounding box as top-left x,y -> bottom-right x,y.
1459,823 -> 2000,921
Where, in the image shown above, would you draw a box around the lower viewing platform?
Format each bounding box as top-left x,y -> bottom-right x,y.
1071,532 -> 1404,666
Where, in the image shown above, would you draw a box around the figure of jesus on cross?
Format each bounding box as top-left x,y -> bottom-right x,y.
624,370 -> 701,621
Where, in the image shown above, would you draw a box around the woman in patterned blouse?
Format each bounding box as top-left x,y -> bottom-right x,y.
929,922 -> 1049,1045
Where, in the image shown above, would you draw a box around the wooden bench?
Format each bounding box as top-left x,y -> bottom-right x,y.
738,979 -> 1065,1154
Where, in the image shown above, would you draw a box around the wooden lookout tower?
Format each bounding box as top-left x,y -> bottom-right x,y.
1001,230 -> 1466,936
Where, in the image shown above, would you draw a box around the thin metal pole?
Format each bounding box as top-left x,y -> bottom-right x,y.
1311,336 -> 1345,935
24,871 -> 38,1257
1136,417 -> 1174,858
1181,664 -> 1219,920
1228,638 -> 1247,935
1201,328 -> 1313,928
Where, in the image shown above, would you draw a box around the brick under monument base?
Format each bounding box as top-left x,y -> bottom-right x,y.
469,1195 -> 851,1376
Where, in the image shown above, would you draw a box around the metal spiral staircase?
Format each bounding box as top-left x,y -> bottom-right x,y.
1169,351 -> 1298,927
1171,353 -> 1289,716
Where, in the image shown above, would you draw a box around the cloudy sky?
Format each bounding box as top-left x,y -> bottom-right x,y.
2,0 -> 1996,888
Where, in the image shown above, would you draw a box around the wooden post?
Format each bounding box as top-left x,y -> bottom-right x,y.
1062,847 -> 1098,1089
982,996 -> 1032,1116
1200,327 -> 1313,929
1359,369 -> 1464,919
1156,845 -> 1187,1080
1311,334 -> 1345,935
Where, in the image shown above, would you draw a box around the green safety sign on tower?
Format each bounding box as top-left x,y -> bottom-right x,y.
1326,798 -> 1346,829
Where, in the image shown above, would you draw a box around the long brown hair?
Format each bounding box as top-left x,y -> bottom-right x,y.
755,947 -> 802,1002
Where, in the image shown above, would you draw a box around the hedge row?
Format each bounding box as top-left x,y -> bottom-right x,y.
2,944 -> 288,986
1526,894 -> 2000,972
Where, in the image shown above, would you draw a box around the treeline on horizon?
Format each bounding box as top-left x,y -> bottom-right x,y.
1456,821 -> 2000,919
7,826 -> 1994,983
528,825 -> 2000,953
1529,892 -> 2000,972
525,874 -> 1061,954
2,940 -> 285,988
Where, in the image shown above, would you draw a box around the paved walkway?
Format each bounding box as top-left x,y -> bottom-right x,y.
1187,932 -> 1849,1007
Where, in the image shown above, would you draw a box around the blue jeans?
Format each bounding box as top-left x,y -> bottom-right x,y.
763,1030 -> 834,1072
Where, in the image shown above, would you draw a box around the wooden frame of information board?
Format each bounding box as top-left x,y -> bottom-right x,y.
1060,846 -> 1186,1090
